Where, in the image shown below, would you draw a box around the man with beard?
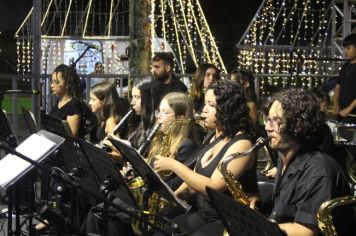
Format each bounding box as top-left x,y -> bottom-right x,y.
151,52 -> 188,96
265,89 -> 352,236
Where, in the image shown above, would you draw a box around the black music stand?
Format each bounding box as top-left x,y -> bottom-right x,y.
206,187 -> 284,236
40,113 -> 72,136
0,109 -> 17,148
0,130 -> 65,236
108,136 -> 190,212
77,139 -> 139,210
21,107 -> 38,135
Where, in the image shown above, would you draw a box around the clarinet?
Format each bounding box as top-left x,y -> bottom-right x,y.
100,108 -> 134,152
124,123 -> 161,180
137,123 -> 162,156
112,108 -> 134,136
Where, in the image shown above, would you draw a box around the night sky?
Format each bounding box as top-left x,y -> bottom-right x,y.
0,0 -> 260,73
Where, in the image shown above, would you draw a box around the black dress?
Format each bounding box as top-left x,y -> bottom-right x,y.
155,133 -> 258,236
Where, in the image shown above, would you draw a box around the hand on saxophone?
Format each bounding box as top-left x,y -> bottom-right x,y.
153,155 -> 175,172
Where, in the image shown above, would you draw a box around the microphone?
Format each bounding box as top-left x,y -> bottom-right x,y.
1,89 -> 40,95
77,41 -> 102,51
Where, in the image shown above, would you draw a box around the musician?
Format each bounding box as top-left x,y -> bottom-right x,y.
190,63 -> 220,114
265,89 -> 351,235
49,64 -> 84,137
229,68 -> 259,125
333,33 -> 356,124
89,81 -> 129,141
153,80 -> 258,236
147,92 -> 199,190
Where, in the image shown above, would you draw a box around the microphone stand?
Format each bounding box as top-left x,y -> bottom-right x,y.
0,142 -> 173,236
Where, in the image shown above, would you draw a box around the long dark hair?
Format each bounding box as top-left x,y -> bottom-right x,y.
190,63 -> 220,102
90,82 -> 129,123
229,68 -> 257,103
53,64 -> 81,98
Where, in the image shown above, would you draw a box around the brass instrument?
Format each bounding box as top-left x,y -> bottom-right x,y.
317,195 -> 356,236
146,118 -> 191,227
218,137 -> 270,236
218,137 -> 270,205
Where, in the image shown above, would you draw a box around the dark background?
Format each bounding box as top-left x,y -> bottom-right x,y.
0,0 -> 260,73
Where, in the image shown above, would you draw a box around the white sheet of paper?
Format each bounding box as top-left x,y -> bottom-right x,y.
0,133 -> 56,189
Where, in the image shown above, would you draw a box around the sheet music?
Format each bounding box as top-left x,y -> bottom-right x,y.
0,133 -> 56,189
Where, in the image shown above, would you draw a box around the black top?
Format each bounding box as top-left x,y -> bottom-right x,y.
166,139 -> 199,191
270,148 -> 351,231
50,97 -> 82,120
337,62 -> 356,115
50,97 -> 86,137
96,123 -> 106,142
194,133 -> 257,220
162,75 -> 188,96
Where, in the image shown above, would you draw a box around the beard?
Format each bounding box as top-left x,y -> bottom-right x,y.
154,71 -> 170,83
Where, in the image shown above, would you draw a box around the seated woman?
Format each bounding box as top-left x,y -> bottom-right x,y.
229,68 -> 259,125
190,63 -> 220,114
89,81 -> 130,142
146,92 -> 199,190
49,64 -> 83,137
153,80 -> 258,236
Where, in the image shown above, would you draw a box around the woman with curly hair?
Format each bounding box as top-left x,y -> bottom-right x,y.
89,81 -> 129,142
49,64 -> 84,137
153,79 -> 258,236
190,63 -> 220,113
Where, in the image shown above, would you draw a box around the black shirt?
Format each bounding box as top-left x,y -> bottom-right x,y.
50,97 -> 82,120
337,62 -> 356,115
162,75 -> 188,95
270,148 -> 351,229
166,139 -> 199,191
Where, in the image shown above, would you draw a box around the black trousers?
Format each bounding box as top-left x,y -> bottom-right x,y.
153,209 -> 225,236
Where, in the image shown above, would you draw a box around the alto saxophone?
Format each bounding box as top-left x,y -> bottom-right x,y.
146,118 -> 191,228
218,137 -> 270,205
317,195 -> 356,236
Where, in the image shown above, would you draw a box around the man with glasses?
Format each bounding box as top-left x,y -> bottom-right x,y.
264,89 -> 351,236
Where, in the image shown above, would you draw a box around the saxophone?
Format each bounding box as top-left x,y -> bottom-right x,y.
317,195 -> 356,236
218,137 -> 270,205
146,118 -> 191,228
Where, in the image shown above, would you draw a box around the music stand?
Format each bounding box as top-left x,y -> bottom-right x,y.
40,113 -> 72,136
77,139 -> 139,210
0,130 -> 65,236
206,187 -> 284,236
21,107 -> 38,134
108,136 -> 190,212
0,109 -> 17,148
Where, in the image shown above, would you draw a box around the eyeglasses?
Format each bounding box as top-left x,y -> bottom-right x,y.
263,114 -> 284,131
155,110 -> 174,118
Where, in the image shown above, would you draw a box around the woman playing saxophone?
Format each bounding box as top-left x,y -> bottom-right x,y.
147,92 -> 200,190
153,80 -> 259,236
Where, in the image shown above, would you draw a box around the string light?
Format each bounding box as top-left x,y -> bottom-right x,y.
237,0 -> 342,98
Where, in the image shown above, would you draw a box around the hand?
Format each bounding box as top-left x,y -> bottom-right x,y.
153,155 -> 175,172
248,195 -> 260,209
339,108 -> 351,117
102,137 -> 123,160
262,167 -> 277,178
